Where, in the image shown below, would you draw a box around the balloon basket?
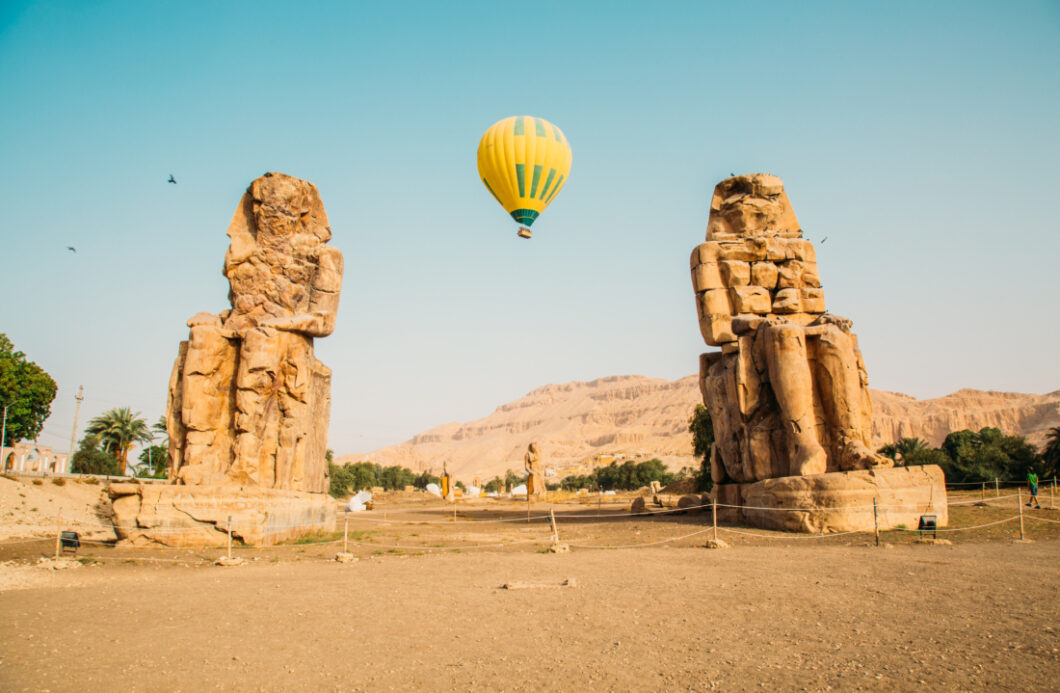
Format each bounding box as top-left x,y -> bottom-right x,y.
517,227 -> 532,239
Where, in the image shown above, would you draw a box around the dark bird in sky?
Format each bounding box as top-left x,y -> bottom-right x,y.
730,172 -> 735,177
66,246 -> 76,253
168,174 -> 177,184
820,236 -> 828,244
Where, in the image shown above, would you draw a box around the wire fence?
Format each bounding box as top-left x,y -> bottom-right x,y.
1,484 -> 1055,561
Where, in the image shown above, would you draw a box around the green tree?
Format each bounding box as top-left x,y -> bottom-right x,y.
939,427 -> 1041,483
688,404 -> 715,492
84,407 -> 153,474
413,469 -> 442,490
1040,427 -> 1060,482
0,334 -> 58,445
71,434 -> 122,476
483,476 -> 504,493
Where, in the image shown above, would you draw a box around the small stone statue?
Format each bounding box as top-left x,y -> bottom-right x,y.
523,442 -> 545,500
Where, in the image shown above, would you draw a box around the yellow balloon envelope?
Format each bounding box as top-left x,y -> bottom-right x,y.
477,116 -> 572,230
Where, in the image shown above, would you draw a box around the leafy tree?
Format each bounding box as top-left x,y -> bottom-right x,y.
1041,427 -> 1060,481
71,434 -> 122,476
561,459 -> 677,492
938,427 -> 1040,483
0,334 -> 58,445
483,476 -> 504,493
503,468 -> 523,492
85,407 -> 153,474
378,464 -> 416,491
413,469 -> 442,490
688,404 -> 715,492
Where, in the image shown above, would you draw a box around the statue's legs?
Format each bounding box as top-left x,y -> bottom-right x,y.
763,324 -> 827,476
232,327 -> 282,487
174,325 -> 238,485
810,326 -> 888,470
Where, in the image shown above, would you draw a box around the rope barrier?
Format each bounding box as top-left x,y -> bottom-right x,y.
890,519 -> 1021,534
568,527 -> 717,549
717,526 -> 865,539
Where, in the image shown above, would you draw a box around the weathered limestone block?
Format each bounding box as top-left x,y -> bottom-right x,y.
730,286 -> 771,314
719,260 -> 750,286
109,484 -> 335,547
699,288 -> 733,316
772,288 -> 802,314
690,174 -> 947,532
691,262 -> 724,292
741,466 -> 948,533
750,262 -> 778,289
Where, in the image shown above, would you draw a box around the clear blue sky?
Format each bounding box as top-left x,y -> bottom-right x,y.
1,1 -> 1058,460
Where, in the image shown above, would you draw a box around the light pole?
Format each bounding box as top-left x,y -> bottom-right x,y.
66,386 -> 83,474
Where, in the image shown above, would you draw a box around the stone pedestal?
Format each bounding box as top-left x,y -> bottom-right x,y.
715,465 -> 947,534
109,483 -> 335,547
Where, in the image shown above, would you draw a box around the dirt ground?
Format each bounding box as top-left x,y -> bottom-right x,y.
1,490 -> 1058,692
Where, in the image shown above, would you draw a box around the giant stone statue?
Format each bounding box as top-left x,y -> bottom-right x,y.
109,173 -> 340,546
691,174 -> 946,532
167,172 -> 342,492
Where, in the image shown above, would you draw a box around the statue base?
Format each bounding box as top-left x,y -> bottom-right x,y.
108,484 -> 335,547
715,465 -> 947,534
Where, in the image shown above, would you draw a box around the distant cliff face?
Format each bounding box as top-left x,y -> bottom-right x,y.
336,375 -> 1060,481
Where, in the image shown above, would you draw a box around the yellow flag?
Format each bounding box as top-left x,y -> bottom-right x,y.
476,116 -> 572,228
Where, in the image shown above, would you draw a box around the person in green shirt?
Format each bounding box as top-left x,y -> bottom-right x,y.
1026,469 -> 1041,509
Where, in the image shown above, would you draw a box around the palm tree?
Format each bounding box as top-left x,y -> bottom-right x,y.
85,407 -> 153,474
896,437 -> 928,462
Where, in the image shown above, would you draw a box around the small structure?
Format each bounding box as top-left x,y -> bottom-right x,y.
1,443 -> 68,474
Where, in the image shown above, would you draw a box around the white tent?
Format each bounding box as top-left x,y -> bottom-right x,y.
510,483 -> 527,496
425,483 -> 442,497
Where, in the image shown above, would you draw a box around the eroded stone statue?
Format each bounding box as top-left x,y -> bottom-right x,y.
691,174 -> 946,532
167,172 -> 342,493
524,442 -> 545,500
108,173 -> 340,546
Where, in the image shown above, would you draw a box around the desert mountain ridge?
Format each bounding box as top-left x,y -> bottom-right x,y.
337,375 -> 1060,482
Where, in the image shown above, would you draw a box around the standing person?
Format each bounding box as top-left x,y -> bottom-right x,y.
1027,469 -> 1042,509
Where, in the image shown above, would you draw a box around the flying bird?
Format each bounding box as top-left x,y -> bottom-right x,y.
66,246 -> 76,253
820,236 -> 828,244
167,174 -> 177,184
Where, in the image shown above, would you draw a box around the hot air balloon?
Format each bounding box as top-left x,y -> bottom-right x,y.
477,116 -> 572,239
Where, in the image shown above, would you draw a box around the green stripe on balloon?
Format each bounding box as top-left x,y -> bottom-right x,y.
509,209 -> 540,226
514,117 -> 525,135
515,164 -> 525,197
529,165 -> 542,198
482,178 -> 502,205
544,174 -> 564,203
538,168 -> 556,200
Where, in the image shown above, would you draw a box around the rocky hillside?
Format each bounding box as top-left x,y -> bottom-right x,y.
337,375 -> 1060,482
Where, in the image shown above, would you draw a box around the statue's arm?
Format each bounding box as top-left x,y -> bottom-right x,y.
260,246 -> 344,337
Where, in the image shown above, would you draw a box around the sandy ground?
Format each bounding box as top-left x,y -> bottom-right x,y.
0,542 -> 1058,692
1,489 -> 1059,692
0,475 -> 116,542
